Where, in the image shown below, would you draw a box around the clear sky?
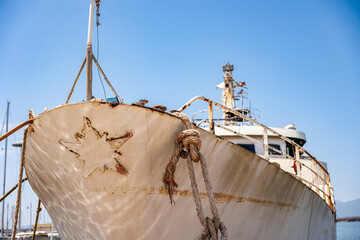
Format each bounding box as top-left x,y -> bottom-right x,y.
0,0 -> 359,226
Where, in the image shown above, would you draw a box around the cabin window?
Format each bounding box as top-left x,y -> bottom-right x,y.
238,144 -> 255,153
269,144 -> 281,155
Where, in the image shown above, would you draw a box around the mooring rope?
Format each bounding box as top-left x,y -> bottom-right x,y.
11,129 -> 27,240
163,111 -> 228,240
10,111 -> 34,239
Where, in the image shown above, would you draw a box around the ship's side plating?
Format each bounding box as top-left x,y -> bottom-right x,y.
24,102 -> 335,239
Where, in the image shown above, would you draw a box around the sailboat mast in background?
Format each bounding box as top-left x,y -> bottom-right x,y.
1,101 -> 10,236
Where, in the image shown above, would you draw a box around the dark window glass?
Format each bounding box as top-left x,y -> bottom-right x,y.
238,144 -> 255,153
269,144 -> 281,155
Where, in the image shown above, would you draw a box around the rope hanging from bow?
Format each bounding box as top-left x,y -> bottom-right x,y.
163,111 -> 228,240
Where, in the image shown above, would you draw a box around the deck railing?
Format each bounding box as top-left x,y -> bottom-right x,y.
178,96 -> 335,212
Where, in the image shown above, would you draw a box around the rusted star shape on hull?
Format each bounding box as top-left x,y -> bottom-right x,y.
59,117 -> 133,178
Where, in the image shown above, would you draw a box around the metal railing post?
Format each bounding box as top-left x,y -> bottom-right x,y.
208,102 -> 214,134
326,174 -> 331,206
263,129 -> 269,160
314,161 -> 320,195
320,168 -> 325,199
295,146 -> 300,177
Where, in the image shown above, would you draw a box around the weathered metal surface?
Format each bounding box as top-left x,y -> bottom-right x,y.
152,105 -> 167,112
24,102 -> 335,239
59,116 -> 133,177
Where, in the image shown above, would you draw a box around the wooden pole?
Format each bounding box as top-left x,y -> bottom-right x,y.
0,178 -> 27,203
31,199 -> 42,240
86,45 -> 93,101
0,119 -> 33,143
86,0 -> 95,101
66,57 -> 87,104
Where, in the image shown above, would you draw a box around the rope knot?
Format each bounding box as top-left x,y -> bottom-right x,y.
163,128 -> 202,204
176,129 -> 202,162
200,217 -> 228,240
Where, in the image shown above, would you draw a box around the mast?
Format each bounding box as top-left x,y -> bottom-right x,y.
221,63 -> 236,124
64,0 -> 121,103
30,202 -> 32,228
6,203 -> 8,232
1,101 -> 9,236
222,63 -> 236,109
86,0 -> 95,101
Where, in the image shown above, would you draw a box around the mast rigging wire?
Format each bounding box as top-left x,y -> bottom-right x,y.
9,108 -> 18,143
95,0 -> 107,99
0,112 -> 6,136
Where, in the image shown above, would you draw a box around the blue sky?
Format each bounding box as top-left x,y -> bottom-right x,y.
0,0 -> 359,226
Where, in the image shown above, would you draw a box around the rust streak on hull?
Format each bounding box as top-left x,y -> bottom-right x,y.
91,186 -> 298,209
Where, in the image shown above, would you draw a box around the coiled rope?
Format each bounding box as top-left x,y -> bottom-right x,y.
163,111 -> 228,240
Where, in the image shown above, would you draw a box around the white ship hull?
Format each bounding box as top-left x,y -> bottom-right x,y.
24,102 -> 336,239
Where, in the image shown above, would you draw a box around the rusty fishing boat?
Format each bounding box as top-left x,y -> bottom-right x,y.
1,1 -> 336,239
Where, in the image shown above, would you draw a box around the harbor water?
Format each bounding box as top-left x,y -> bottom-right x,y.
337,222 -> 360,240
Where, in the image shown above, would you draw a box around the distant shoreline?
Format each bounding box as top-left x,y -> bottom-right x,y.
336,217 -> 360,222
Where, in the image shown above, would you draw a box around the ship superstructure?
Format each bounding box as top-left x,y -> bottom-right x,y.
187,62 -> 335,211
